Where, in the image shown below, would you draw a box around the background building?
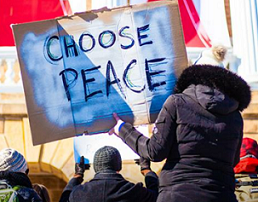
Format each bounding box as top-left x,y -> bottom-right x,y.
0,0 -> 258,201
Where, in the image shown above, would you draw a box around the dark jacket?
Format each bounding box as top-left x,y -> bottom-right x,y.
118,65 -> 251,202
59,171 -> 158,202
0,171 -> 42,202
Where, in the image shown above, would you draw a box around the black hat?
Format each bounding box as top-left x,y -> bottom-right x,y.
93,146 -> 122,173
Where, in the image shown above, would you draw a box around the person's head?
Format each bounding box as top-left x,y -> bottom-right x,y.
32,183 -> 51,202
93,146 -> 122,173
0,148 -> 28,174
174,64 -> 251,112
194,45 -> 227,68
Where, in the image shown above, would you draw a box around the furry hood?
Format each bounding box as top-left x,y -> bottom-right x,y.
174,64 -> 251,111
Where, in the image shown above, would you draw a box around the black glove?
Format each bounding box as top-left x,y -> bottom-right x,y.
135,157 -> 151,171
75,156 -> 89,177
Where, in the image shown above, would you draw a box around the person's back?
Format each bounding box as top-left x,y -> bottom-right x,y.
160,88 -> 242,188
110,65 -> 251,202
0,148 -> 42,202
70,171 -> 157,202
60,146 -> 158,202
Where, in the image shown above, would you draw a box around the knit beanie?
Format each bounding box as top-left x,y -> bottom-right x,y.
0,148 -> 28,173
93,146 -> 122,173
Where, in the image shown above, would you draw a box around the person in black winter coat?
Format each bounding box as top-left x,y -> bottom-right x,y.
0,148 -> 42,201
109,64 -> 251,202
59,146 -> 159,202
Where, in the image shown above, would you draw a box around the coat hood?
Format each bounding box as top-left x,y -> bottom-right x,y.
0,171 -> 32,188
183,84 -> 239,114
174,64 -> 251,111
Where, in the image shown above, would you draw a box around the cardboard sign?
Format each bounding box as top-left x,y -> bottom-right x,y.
12,1 -> 187,145
74,125 -> 149,163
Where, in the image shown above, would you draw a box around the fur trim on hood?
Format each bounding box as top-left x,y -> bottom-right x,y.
174,64 -> 251,111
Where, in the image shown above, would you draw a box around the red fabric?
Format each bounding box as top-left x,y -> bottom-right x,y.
234,158 -> 258,174
178,0 -> 211,47
148,0 -> 211,47
0,0 -> 72,46
240,137 -> 258,158
2,0 -> 211,47
234,138 -> 258,174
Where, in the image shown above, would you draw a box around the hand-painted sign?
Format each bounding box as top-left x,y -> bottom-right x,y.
74,125 -> 149,163
13,1 -> 187,145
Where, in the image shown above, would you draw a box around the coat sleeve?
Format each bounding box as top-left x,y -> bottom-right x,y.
233,117 -> 244,167
135,171 -> 158,202
59,177 -> 83,202
119,95 -> 178,162
144,171 -> 159,194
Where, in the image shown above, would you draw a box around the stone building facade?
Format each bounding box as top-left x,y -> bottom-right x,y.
0,93 -> 165,201
0,91 -> 257,201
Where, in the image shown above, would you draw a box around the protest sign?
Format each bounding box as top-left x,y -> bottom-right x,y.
12,1 -> 188,145
74,125 -> 149,163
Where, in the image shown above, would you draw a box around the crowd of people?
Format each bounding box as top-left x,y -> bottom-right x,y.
0,63 -> 255,202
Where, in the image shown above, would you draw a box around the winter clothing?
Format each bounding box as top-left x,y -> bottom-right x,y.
59,171 -> 158,202
0,171 -> 42,201
234,138 -> 258,201
118,65 -> 251,202
234,137 -> 258,174
0,148 -> 28,173
234,158 -> 258,174
93,146 -> 122,173
240,138 -> 258,159
59,145 -> 158,202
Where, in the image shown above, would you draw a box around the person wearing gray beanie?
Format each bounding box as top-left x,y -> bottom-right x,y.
93,146 -> 122,173
59,146 -> 158,202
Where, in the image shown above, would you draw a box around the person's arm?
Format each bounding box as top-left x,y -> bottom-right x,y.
115,95 -> 178,162
59,177 -> 83,202
134,157 -> 159,202
233,118 -> 244,167
144,171 -> 159,193
135,157 -> 159,192
59,156 -> 90,202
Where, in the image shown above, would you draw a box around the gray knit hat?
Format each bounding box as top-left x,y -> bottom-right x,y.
0,148 -> 28,173
93,146 -> 122,173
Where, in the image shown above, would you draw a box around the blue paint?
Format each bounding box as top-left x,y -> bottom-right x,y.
18,3 -> 182,140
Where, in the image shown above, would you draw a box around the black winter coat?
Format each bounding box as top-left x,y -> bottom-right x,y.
118,65 -> 252,202
59,171 -> 158,202
0,171 -> 42,202
120,84 -> 245,201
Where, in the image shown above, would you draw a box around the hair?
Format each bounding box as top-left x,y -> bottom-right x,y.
32,183 -> 51,202
212,45 -> 227,61
174,64 -> 251,111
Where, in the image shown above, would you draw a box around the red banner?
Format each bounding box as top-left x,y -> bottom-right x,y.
149,0 -> 211,47
0,0 -> 71,46
1,0 -> 211,47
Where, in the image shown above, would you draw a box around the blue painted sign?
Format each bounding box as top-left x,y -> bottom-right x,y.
13,1 -> 187,145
